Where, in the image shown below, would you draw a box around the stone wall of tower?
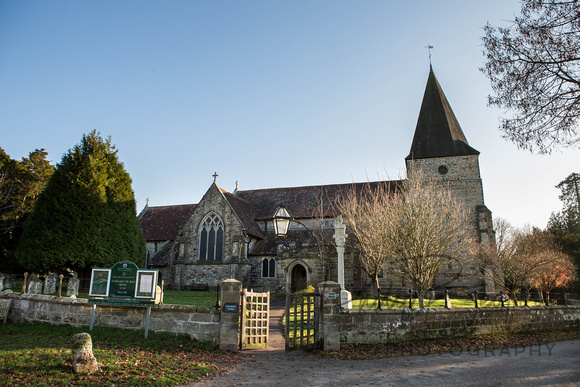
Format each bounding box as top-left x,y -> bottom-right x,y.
406,154 -> 484,205
406,154 -> 495,293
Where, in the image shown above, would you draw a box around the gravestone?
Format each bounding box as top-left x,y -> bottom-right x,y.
5,275 -> 14,290
44,272 -> 58,295
28,274 -> 43,294
71,333 -> 100,374
444,291 -> 452,309
155,285 -> 163,305
67,273 -> 80,297
0,274 -> 4,292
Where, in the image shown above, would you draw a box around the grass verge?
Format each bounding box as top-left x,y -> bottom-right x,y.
0,322 -> 238,386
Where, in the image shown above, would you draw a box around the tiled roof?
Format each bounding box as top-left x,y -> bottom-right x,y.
149,242 -> 173,267
139,204 -> 197,241
236,180 -> 402,221
250,228 -> 359,257
406,68 -> 479,160
222,191 -> 263,238
139,180 -> 402,242
249,230 -> 321,256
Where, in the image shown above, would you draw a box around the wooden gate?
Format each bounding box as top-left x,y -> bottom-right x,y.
240,289 -> 270,349
285,292 -> 320,351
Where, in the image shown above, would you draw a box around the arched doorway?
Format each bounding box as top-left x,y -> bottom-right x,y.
291,264 -> 307,293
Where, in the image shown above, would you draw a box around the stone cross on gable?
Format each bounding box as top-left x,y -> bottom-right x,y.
213,172 -> 218,183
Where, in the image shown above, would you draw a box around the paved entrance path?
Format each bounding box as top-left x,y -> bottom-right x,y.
194,339 -> 579,386
192,299 -> 580,386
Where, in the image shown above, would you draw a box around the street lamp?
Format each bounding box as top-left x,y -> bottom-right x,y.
273,205 -> 292,237
272,204 -> 352,308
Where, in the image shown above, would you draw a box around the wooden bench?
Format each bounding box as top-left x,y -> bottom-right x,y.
0,299 -> 11,324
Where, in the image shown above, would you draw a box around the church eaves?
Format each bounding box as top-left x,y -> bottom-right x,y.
406,68 -> 479,160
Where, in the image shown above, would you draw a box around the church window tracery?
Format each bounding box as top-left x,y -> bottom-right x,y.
198,213 -> 224,261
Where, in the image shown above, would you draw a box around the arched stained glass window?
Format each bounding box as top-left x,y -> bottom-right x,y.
198,213 -> 224,261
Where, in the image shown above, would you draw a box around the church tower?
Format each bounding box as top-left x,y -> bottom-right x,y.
406,67 -> 496,293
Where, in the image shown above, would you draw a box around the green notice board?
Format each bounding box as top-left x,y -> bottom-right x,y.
108,261 -> 139,298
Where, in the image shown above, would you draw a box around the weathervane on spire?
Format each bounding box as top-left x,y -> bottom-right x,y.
425,44 -> 433,66
426,44 -> 434,65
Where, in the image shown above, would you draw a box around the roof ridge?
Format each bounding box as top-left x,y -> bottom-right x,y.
236,179 -> 405,194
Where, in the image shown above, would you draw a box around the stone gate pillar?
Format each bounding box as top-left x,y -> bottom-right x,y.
219,279 -> 242,352
318,281 -> 341,351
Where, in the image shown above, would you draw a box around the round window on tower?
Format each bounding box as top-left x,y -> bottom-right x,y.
438,165 -> 448,175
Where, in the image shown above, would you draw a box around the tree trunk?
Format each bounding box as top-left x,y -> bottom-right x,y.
418,290 -> 425,308
372,275 -> 380,297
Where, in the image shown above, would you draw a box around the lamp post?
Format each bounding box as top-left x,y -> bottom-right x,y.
273,205 -> 351,308
273,205 -> 292,237
273,204 -> 323,289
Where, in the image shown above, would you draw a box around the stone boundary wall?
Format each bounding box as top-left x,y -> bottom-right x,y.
318,281 -> 580,351
0,293 -> 220,345
337,306 -> 580,346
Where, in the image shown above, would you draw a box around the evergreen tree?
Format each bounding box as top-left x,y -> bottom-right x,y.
17,131 -> 145,273
548,172 -> 580,292
0,147 -> 54,273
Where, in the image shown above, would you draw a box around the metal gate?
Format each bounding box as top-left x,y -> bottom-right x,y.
240,289 -> 270,349
285,292 -> 320,351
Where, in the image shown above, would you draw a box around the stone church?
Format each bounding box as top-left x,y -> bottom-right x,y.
138,67 -> 496,295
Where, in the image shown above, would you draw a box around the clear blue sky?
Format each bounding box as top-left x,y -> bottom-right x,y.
1,0 -> 578,229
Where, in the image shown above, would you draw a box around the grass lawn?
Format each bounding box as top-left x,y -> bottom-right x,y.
352,295 -> 544,309
8,288 -> 219,307
0,322 -> 238,386
162,290 -> 219,307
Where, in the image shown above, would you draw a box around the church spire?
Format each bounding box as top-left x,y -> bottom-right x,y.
406,68 -> 479,160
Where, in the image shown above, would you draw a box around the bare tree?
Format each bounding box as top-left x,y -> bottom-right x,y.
480,225 -> 571,305
339,169 -> 471,307
338,180 -> 397,297
481,0 -> 580,153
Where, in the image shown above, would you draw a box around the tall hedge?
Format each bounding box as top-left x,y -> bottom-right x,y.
17,130 -> 145,273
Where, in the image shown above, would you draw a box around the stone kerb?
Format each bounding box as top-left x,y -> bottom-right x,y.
219,279 -> 242,352
318,281 -> 341,351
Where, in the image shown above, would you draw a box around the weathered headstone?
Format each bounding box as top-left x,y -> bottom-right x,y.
0,274 -> 4,292
28,274 -> 43,294
67,273 -> 80,297
444,290 -> 452,309
71,333 -> 100,374
44,272 -> 58,295
5,274 -> 14,290
155,285 -> 163,305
